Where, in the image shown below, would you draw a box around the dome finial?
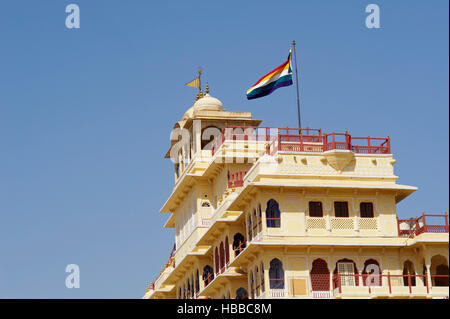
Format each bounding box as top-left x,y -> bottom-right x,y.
205,83 -> 210,94
195,93 -> 200,101
199,89 -> 203,98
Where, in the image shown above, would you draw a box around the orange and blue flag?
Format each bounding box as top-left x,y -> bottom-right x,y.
246,50 -> 293,100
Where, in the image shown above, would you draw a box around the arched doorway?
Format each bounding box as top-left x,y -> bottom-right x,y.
310,258 -> 330,297
225,236 -> 230,265
232,233 -> 246,257
250,271 -> 255,299
431,255 -> 449,286
269,258 -> 284,289
219,242 -> 225,272
362,259 -> 382,286
334,258 -> 359,286
403,260 -> 416,287
266,199 -> 281,228
202,265 -> 214,286
195,269 -> 200,294
214,247 -> 220,275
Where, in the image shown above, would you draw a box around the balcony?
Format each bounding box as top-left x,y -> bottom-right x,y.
397,213 -> 449,237
332,273 -> 449,298
228,170 -> 247,188
211,126 -> 391,156
272,132 -> 390,155
305,216 -> 379,236
203,272 -> 215,289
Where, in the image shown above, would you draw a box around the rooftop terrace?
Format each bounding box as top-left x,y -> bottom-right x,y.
212,126 -> 391,156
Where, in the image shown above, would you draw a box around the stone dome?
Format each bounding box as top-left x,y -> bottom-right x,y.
182,94 -> 224,120
193,94 -> 223,111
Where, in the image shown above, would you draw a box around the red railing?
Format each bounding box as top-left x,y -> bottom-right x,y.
311,272 -> 448,297
210,126 -> 390,156
203,273 -> 214,287
228,170 -> 247,188
233,241 -> 246,257
332,273 -> 442,295
397,212 -> 449,237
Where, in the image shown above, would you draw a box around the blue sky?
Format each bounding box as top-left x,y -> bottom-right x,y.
0,1 -> 448,298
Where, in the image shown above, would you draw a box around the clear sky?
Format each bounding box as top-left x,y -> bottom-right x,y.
0,1 -> 448,298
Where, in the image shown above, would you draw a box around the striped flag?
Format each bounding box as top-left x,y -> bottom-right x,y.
246,50 -> 293,100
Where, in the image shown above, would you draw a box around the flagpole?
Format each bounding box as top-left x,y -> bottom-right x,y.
198,67 -> 202,94
292,40 -> 302,130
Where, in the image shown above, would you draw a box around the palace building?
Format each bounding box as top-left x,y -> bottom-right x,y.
143,89 -> 449,299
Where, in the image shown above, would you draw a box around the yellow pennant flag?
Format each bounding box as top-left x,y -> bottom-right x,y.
185,77 -> 201,88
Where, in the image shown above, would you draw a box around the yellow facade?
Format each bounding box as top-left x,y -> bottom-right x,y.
144,93 -> 449,299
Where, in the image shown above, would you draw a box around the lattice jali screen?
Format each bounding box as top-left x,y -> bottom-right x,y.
331,218 -> 354,229
306,218 -> 326,229
358,218 -> 378,230
338,262 -> 356,286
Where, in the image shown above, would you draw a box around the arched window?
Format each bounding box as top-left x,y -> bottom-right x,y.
225,236 -> 230,265
235,287 -> 248,299
403,260 -> 416,287
247,214 -> 253,241
334,258 -> 358,286
362,259 -> 381,286
250,271 -> 255,298
255,266 -> 261,295
434,264 -> 450,286
266,199 -> 281,228
187,278 -> 191,298
195,269 -> 200,293
214,247 -> 220,274
233,233 -> 246,257
269,258 -> 284,289
258,203 -> 262,231
261,262 -> 265,292
219,241 -> 225,272
431,255 -> 449,287
191,274 -> 195,298
203,265 -> 214,286
253,208 -> 258,233
310,258 -> 330,294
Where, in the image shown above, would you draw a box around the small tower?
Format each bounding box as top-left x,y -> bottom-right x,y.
165,87 -> 261,183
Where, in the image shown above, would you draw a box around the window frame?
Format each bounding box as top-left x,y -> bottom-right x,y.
266,199 -> 281,228
360,202 -> 374,218
309,201 -> 323,217
334,201 -> 349,218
